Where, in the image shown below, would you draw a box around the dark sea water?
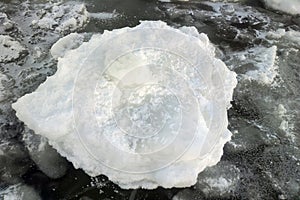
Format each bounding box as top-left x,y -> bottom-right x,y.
0,0 -> 299,199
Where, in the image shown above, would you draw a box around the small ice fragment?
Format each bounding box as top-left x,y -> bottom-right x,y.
51,33 -> 84,59
0,73 -> 11,102
89,11 -> 119,20
245,46 -> 277,85
0,35 -> 27,63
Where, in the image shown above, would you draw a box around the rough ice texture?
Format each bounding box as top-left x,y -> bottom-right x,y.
31,3 -> 89,33
12,21 -> 237,189
0,35 -> 26,63
0,13 -> 14,32
267,29 -> 300,48
263,0 -> 300,15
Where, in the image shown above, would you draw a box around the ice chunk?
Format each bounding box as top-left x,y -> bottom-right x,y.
230,46 -> 278,85
172,162 -> 241,199
31,3 -> 89,34
284,30 -> 300,47
0,73 -> 11,102
263,0 -> 300,15
0,140 -> 30,184
89,11 -> 120,20
159,0 -> 189,2
12,21 -> 237,189
0,35 -> 27,63
196,162 -> 241,198
0,184 -> 41,200
244,46 -> 277,85
275,104 -> 295,142
23,127 -> 68,179
268,29 -> 300,49
0,13 -> 14,32
266,29 -> 286,40
51,33 -> 84,59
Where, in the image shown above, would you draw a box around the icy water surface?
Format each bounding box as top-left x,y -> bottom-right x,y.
0,0 -> 300,199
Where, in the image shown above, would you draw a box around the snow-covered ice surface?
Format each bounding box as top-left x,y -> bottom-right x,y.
1,0 -> 300,199
13,21 -> 237,189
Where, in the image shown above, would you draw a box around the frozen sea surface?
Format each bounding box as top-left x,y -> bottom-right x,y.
0,0 -> 300,199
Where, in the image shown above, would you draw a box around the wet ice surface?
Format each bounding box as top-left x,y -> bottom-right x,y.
0,0 -> 300,199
